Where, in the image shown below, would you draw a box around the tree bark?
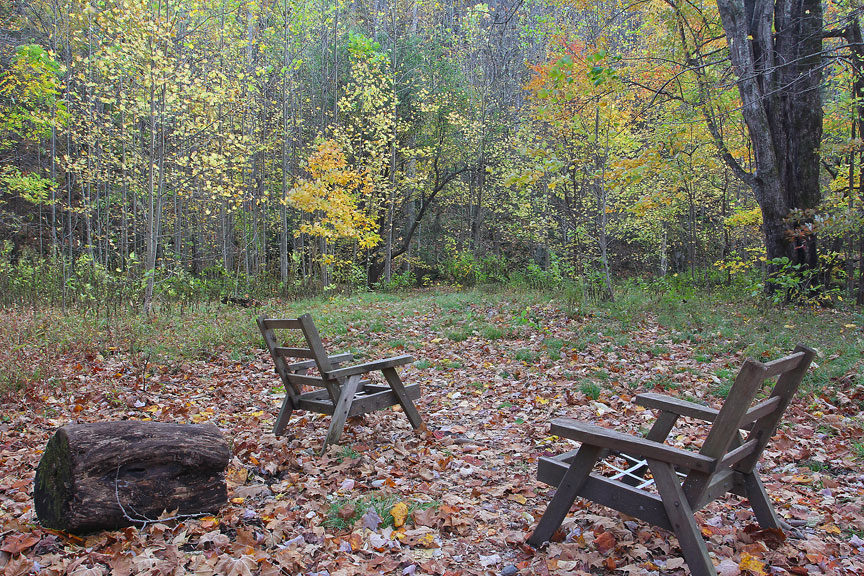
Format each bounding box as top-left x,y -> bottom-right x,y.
715,0 -> 823,286
34,421 -> 229,534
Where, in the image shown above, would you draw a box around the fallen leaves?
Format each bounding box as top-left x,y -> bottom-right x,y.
1,297 -> 863,575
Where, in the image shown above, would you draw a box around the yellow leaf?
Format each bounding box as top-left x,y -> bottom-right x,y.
739,552 -> 766,575
226,465 -> 248,488
821,523 -> 842,534
390,502 -> 409,528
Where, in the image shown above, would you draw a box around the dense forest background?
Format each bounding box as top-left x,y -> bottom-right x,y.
1,0 -> 863,310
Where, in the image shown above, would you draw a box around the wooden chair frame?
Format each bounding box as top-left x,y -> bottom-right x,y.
528,345 -> 814,576
258,314 -> 423,453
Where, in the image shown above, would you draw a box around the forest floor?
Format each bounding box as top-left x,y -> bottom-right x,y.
1,287 -> 864,576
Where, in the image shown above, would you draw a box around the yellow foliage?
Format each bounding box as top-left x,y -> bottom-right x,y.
288,139 -> 381,249
725,207 -> 763,228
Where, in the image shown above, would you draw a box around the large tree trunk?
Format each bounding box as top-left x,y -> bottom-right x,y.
716,0 -> 823,286
34,421 -> 229,534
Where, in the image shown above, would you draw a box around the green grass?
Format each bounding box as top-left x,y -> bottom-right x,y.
711,381 -> 733,399
336,445 -> 360,462
580,382 -> 602,400
514,348 -> 538,362
543,338 -> 564,357
480,325 -> 505,340
324,492 -> 438,531
446,328 -> 473,342
2,283 -> 862,402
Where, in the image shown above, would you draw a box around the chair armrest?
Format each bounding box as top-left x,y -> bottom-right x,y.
636,392 -> 719,422
287,353 -> 354,372
550,418 -> 716,474
324,355 -> 414,379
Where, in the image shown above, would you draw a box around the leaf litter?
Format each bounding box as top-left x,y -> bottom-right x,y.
0,297 -> 863,575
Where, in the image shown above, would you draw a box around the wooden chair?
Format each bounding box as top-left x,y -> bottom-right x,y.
528,345 -> 814,576
257,314 -> 423,453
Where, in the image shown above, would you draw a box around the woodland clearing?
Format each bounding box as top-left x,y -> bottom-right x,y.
1,287 -> 863,575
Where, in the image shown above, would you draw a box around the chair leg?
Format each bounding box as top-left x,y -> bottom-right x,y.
323,375 -> 362,454
528,444 -> 602,547
273,396 -> 295,436
649,459 -> 717,576
382,367 -> 423,429
742,471 -> 783,530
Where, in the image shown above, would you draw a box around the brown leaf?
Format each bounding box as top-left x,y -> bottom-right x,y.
0,533 -> 40,555
412,507 -> 438,527
594,530 -> 616,554
337,502 -> 356,521
215,554 -> 257,576
2,555 -> 34,576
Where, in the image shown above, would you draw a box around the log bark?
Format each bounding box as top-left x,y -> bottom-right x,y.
34,421 -> 230,534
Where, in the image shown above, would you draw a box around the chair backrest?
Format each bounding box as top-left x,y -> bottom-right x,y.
683,344 -> 814,503
257,314 -> 336,401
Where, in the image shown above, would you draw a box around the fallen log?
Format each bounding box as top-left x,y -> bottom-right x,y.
34,421 -> 230,533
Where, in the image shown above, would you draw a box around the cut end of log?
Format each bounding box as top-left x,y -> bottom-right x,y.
34,427 -> 73,531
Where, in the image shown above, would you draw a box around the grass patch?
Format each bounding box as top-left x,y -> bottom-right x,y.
514,348 -> 538,363
336,445 -> 360,462
580,382 -> 602,400
711,381 -> 733,399
543,338 -> 564,357
480,325 -> 505,340
2,283 -> 862,405
446,328 -> 473,342
324,492 -> 438,531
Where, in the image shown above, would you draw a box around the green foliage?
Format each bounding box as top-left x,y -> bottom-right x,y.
514,348 -> 537,362
510,259 -> 564,291
761,256 -> 845,307
1,167 -> 55,204
374,269 -> 416,292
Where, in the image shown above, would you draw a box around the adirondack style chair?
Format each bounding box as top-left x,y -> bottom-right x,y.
528,345 -> 814,576
258,314 -> 423,453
